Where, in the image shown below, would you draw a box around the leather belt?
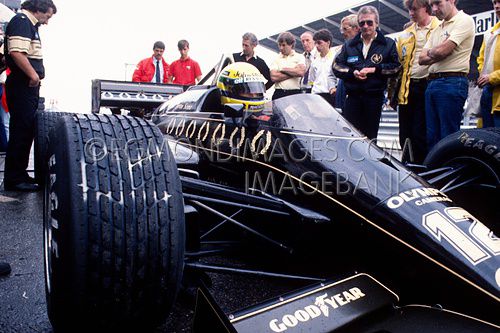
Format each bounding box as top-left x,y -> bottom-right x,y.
410,78 -> 427,83
428,72 -> 467,80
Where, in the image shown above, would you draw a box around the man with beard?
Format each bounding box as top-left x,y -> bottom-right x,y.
419,0 -> 474,150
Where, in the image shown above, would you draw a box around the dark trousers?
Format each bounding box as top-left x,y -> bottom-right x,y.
4,76 -> 40,185
344,91 -> 384,140
272,89 -> 301,100
398,79 -> 428,164
334,79 -> 346,109
317,93 -> 335,107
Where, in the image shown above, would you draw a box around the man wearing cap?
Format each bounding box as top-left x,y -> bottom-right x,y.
419,0 -> 474,149
132,41 -> 169,83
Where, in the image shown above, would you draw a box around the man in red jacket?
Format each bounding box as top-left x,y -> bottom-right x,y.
132,41 -> 169,83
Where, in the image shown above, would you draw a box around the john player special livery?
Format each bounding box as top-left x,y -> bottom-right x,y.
38,60 -> 499,332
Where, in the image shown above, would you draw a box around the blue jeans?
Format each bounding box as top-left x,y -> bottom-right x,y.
425,76 -> 467,150
480,85 -> 494,127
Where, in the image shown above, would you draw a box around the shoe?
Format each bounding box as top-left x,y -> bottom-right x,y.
4,182 -> 41,192
0,262 -> 11,276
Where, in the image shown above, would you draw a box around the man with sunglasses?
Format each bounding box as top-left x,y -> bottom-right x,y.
396,0 -> 440,164
419,0 -> 474,150
333,6 -> 400,140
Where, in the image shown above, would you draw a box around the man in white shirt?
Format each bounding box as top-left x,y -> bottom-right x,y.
300,31 -> 316,92
270,32 -> 306,100
309,29 -> 337,106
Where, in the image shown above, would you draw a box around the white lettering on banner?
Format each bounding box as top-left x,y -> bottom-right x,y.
268,287 -> 366,332
473,11 -> 499,36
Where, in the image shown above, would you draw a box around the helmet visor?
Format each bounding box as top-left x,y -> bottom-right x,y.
227,82 -> 266,101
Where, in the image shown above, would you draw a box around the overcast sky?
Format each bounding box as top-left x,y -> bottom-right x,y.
40,0 -> 366,112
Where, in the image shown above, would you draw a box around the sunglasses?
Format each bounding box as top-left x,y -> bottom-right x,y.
358,20 -> 374,27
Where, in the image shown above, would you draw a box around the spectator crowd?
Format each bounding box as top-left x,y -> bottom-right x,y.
130,0 -> 499,166
1,0 -> 499,195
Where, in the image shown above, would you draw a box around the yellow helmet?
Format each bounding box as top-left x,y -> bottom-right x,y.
217,62 -> 266,113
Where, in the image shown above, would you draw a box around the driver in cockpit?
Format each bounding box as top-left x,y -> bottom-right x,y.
217,62 -> 271,121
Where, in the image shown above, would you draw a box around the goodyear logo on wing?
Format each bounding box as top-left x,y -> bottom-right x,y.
269,287 -> 365,332
386,187 -> 452,209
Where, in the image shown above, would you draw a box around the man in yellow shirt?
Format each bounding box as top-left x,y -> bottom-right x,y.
396,0 -> 440,163
477,0 -> 500,127
419,0 -> 475,150
270,32 -> 306,100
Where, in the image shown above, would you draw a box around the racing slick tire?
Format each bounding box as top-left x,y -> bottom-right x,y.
424,128 -> 500,228
34,111 -> 72,185
43,113 -> 185,332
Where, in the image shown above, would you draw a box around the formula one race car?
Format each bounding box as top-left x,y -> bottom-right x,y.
38,60 -> 499,332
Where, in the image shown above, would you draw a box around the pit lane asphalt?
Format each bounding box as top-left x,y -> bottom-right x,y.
0,153 -> 297,332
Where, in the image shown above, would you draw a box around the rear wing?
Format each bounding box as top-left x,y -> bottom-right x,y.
90,79 -> 188,113
91,54 -> 234,113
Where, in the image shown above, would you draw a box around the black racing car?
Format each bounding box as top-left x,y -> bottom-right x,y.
37,63 -> 499,332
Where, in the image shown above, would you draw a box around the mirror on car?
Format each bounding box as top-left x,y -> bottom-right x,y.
223,103 -> 245,118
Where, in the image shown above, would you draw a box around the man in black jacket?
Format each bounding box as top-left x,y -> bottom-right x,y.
233,32 -> 273,90
333,5 -> 400,140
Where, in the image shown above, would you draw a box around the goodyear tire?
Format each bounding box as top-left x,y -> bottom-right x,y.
34,111 -> 72,185
44,114 -> 185,332
424,128 -> 500,227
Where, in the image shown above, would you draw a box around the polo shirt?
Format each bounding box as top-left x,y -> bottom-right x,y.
233,52 -> 272,89
5,10 -> 44,79
270,51 -> 306,90
169,57 -> 202,85
411,20 -> 434,78
425,10 -> 475,74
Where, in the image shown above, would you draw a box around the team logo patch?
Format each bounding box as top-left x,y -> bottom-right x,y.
371,54 -> 383,64
347,56 -> 359,63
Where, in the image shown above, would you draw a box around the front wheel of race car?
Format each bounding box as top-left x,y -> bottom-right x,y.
424,128 -> 500,230
43,114 -> 185,332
